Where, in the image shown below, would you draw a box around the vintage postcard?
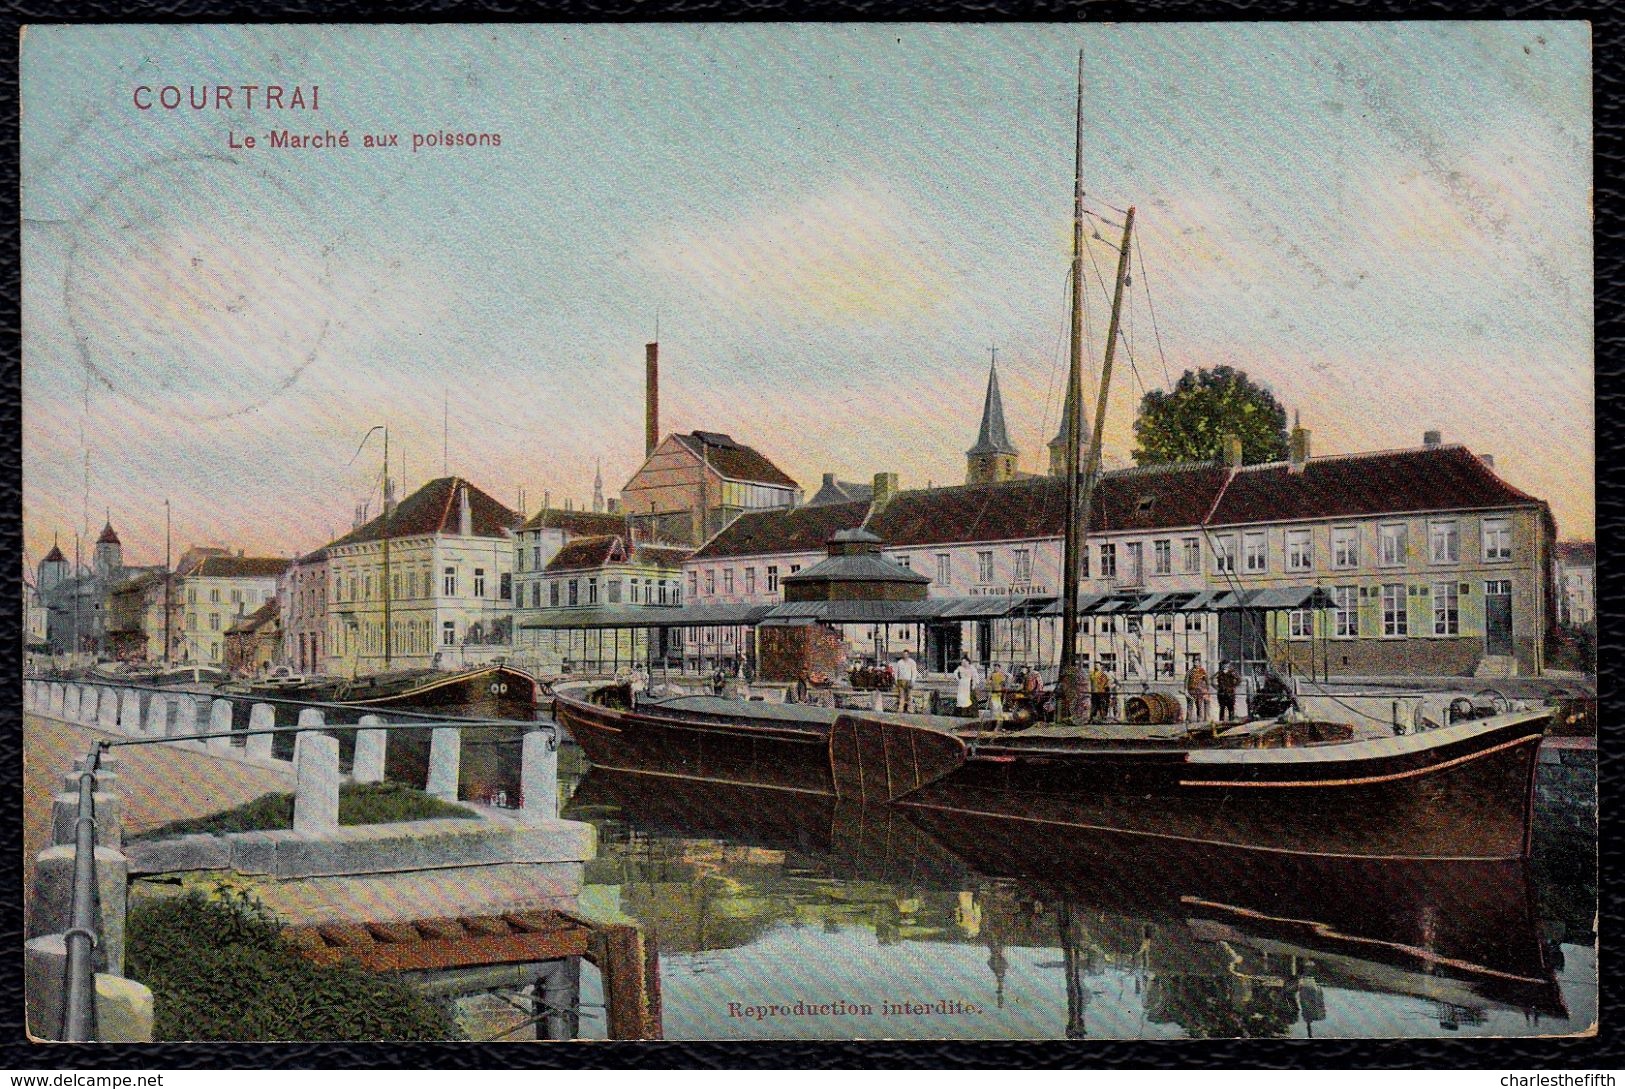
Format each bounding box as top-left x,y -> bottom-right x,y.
20,23 -> 1595,1044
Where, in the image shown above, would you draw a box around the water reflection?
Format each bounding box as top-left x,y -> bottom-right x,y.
558,746 -> 1594,1041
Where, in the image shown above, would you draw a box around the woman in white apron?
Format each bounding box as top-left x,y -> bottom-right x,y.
953,655 -> 980,715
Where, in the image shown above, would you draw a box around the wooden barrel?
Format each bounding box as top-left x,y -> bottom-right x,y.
1124,691 -> 1184,725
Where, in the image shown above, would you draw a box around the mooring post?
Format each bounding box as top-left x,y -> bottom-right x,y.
352,715 -> 387,783
426,728 -> 461,802
292,732 -> 340,834
207,699 -> 234,752
118,690 -> 142,735
520,729 -> 559,819
245,704 -> 275,760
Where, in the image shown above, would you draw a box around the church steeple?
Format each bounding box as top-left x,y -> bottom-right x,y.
966,351 -> 1020,485
592,459 -> 605,513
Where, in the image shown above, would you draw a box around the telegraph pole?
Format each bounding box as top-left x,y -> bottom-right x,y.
164,499 -> 172,665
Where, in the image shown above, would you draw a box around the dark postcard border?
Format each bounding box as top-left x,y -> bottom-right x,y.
0,3 -> 1616,1071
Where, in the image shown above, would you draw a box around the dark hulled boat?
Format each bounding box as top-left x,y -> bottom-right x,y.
255,664 -> 540,719
551,684 -> 1548,861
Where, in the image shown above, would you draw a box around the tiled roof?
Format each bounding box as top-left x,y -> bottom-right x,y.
1556,540 -> 1595,566
329,477 -> 518,548
1208,446 -> 1542,526
293,547 -> 330,565
97,521 -> 121,545
518,507 -> 625,536
806,476 -> 875,507
782,552 -> 931,585
690,501 -> 870,560
674,432 -> 799,490
633,544 -> 694,568
967,363 -> 1018,457
42,544 -> 65,563
545,536 -> 625,573
188,556 -> 292,579
227,599 -> 280,634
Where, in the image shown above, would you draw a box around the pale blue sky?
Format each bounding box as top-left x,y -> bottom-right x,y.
22,23 -> 1592,563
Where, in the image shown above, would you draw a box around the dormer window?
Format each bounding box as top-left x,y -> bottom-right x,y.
1136,496 -> 1156,513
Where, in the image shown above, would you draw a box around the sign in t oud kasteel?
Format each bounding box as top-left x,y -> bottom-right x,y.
131,83 -> 502,152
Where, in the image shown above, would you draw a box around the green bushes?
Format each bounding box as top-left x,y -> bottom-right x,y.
127,890 -> 464,1041
131,780 -> 477,842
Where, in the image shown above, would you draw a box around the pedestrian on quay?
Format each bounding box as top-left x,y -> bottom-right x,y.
1216,661 -> 1240,722
1088,663 -> 1111,722
1184,661 -> 1211,723
894,649 -> 920,713
988,662 -> 1008,728
954,654 -> 980,717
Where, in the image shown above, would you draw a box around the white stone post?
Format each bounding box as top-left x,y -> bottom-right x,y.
245,704 -> 276,760
207,699 -> 234,752
520,729 -> 558,820
352,715 -> 387,783
64,685 -> 81,723
118,689 -> 142,734
50,683 -> 66,717
292,732 -> 340,834
174,695 -> 206,737
80,686 -> 100,725
426,727 -> 461,802
294,708 -> 325,766
97,689 -> 118,731
28,843 -> 129,976
141,693 -> 167,736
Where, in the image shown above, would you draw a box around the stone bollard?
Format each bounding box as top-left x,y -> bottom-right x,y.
95,975 -> 155,1043
28,843 -> 129,976
51,789 -> 122,850
352,715 -> 387,783
245,704 -> 275,760
207,699 -> 234,752
426,727 -> 461,802
174,695 -> 207,737
81,687 -> 100,726
118,689 -> 142,734
292,732 -> 340,834
24,934 -> 69,1039
141,693 -> 168,736
97,689 -> 119,731
64,685 -> 81,723
51,683 -> 66,718
520,729 -> 559,820
294,708 -> 325,766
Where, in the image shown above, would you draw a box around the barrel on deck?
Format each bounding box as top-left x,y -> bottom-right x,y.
1124,692 -> 1184,725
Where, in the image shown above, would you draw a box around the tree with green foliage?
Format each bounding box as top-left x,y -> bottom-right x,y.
1131,366 -> 1290,467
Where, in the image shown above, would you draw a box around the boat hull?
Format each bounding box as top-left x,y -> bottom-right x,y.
259,665 -> 539,719
553,686 -> 1545,861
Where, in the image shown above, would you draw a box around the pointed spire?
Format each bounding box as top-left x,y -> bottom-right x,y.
967,357 -> 1018,457
593,459 -> 606,513
1049,389 -> 1092,477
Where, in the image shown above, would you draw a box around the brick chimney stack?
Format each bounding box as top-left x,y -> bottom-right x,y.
645,342 -> 660,457
872,472 -> 899,511
1288,412 -> 1311,474
458,483 -> 473,536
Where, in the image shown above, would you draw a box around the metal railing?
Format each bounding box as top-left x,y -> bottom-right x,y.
61,743 -> 104,1041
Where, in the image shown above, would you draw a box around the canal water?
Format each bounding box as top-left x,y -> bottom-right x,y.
548,743 -> 1596,1042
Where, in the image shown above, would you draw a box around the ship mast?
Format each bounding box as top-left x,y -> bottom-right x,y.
1059,50 -> 1137,723
382,425 -> 392,669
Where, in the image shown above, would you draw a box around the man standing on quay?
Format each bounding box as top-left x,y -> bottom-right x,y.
894,649 -> 919,713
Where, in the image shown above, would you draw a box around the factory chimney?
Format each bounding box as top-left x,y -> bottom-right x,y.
645,342 -> 660,457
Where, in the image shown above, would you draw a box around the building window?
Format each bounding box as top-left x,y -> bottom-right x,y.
745,568 -> 756,594
936,554 -> 951,586
1211,535 -> 1235,574
587,578 -> 599,605
1243,532 -> 1267,573
443,566 -> 457,596
705,570 -> 715,594
790,564 -> 801,575
630,579 -> 640,603
1286,529 -> 1313,571
473,568 -> 486,597
688,571 -> 698,597
1332,527 -> 1358,569
608,579 -> 622,604
723,569 -> 735,593
1186,613 -> 1204,633
442,621 -> 456,646
1125,616 -> 1142,635
1379,524 -> 1407,567
209,614 -> 220,631
1433,581 -> 1459,635
568,579 -> 579,607
1125,542 -> 1143,584
1181,537 -> 1200,573
1429,520 -> 1460,564
978,551 -> 994,583
1079,618 -> 1091,635
500,573 -> 512,600
1288,609 -> 1313,638
532,545 -> 542,570
210,588 -> 221,604
1483,518 -> 1512,561
549,581 -> 559,607
1333,586 -> 1357,638
1014,549 -> 1032,582
1098,544 -> 1117,579
1154,613 -> 1173,633
1156,650 -> 1175,677
528,582 -> 540,608
1099,652 -> 1117,675
1381,584 -> 1408,637
1153,539 -> 1172,576
767,566 -> 779,593
187,588 -> 197,605
896,554 -> 911,570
